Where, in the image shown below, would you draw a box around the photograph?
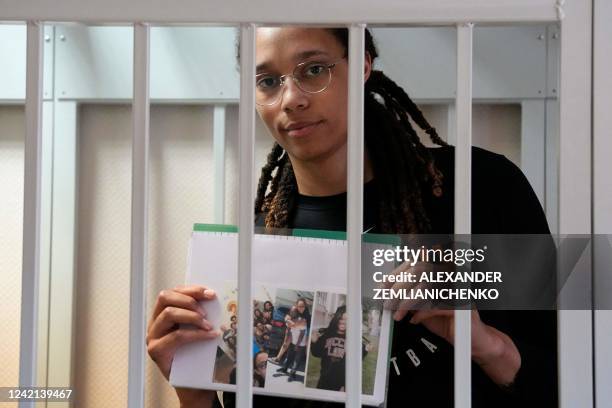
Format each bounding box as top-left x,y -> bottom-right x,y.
212,282 -> 239,384
265,289 -> 314,391
305,292 -> 381,395
212,283 -> 278,388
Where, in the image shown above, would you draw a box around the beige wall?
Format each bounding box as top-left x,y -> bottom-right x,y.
416,103 -> 521,167
74,104 -> 132,407
0,106 -> 24,390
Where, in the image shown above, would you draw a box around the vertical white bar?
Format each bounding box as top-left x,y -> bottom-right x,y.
545,99 -> 559,234
346,23 -> 365,408
38,100 -> 54,401
446,103 -> 456,146
593,0 -> 612,405
557,1 -> 593,407
520,100 -> 546,206
128,23 -> 150,408
236,23 -> 255,408
19,21 -> 43,408
454,22 -> 473,408
47,101 -> 78,408
213,105 -> 227,224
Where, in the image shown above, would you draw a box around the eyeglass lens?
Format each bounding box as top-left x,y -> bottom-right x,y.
255,62 -> 332,105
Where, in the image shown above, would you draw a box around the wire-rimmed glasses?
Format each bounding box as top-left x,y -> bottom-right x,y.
255,60 -> 342,106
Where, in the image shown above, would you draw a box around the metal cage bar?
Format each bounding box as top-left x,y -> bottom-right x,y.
557,1 -> 593,407
236,23 -> 256,408
127,23 -> 150,408
18,21 -> 44,408
213,105 -> 227,224
1,0 -> 559,25
454,22 -> 474,408
593,0 -> 612,406
345,23 -> 366,408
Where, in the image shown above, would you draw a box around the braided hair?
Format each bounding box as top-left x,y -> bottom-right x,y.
254,28 -> 447,233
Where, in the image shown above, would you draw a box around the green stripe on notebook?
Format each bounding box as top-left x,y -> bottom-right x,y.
292,228 -> 347,241
193,223 -> 238,233
193,223 -> 399,246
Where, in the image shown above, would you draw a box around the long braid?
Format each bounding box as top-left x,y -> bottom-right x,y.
254,142 -> 285,214
253,28 -> 447,233
264,159 -> 296,227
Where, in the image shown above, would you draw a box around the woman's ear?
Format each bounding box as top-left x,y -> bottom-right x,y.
364,51 -> 373,82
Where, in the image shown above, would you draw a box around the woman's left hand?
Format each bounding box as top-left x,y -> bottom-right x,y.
394,308 -> 522,387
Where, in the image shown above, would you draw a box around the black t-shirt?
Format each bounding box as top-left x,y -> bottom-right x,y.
216,146 -> 558,407
310,329 -> 369,392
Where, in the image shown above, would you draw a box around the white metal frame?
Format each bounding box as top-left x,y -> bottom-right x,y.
4,1 -> 598,408
19,21 -> 43,408
593,0 -> 612,405
557,2 -> 593,407
127,23 -> 150,408
454,22 -> 474,408
346,24 -> 366,406
236,23 -> 256,408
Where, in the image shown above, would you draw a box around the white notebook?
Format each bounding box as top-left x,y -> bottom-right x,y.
170,224 -> 394,406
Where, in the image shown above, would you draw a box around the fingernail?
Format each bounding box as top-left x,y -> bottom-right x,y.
204,289 -> 215,297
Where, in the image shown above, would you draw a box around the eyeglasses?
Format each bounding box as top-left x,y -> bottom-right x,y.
255,59 -> 342,106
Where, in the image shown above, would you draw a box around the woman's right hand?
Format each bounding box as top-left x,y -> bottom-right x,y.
147,285 -> 221,407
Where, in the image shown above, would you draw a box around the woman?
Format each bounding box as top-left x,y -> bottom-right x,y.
228,351 -> 269,388
146,27 -> 557,407
310,305 -> 370,392
268,305 -> 296,365
275,298 -> 310,382
253,308 -> 264,325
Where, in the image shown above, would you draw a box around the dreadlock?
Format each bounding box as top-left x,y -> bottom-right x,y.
254,28 -> 447,234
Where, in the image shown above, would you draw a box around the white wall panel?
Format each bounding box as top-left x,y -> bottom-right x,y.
372,26 -> 551,101
48,25 -> 553,103
150,27 -> 239,101
55,26 -> 134,100
54,25 -> 239,102
0,25 -> 55,102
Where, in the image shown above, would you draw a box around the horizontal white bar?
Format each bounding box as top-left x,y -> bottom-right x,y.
236,23 -> 255,408
127,22 -> 150,408
346,23 -> 365,408
2,0 -> 559,24
19,21 -> 44,408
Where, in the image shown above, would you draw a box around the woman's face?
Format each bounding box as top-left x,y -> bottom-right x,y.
255,28 -> 370,164
337,313 -> 347,334
296,300 -> 306,313
255,352 -> 268,377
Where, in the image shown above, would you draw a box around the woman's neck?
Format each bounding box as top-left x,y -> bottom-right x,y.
290,147 -> 374,196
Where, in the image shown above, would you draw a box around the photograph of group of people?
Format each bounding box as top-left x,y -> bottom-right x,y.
212,283 -> 382,396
